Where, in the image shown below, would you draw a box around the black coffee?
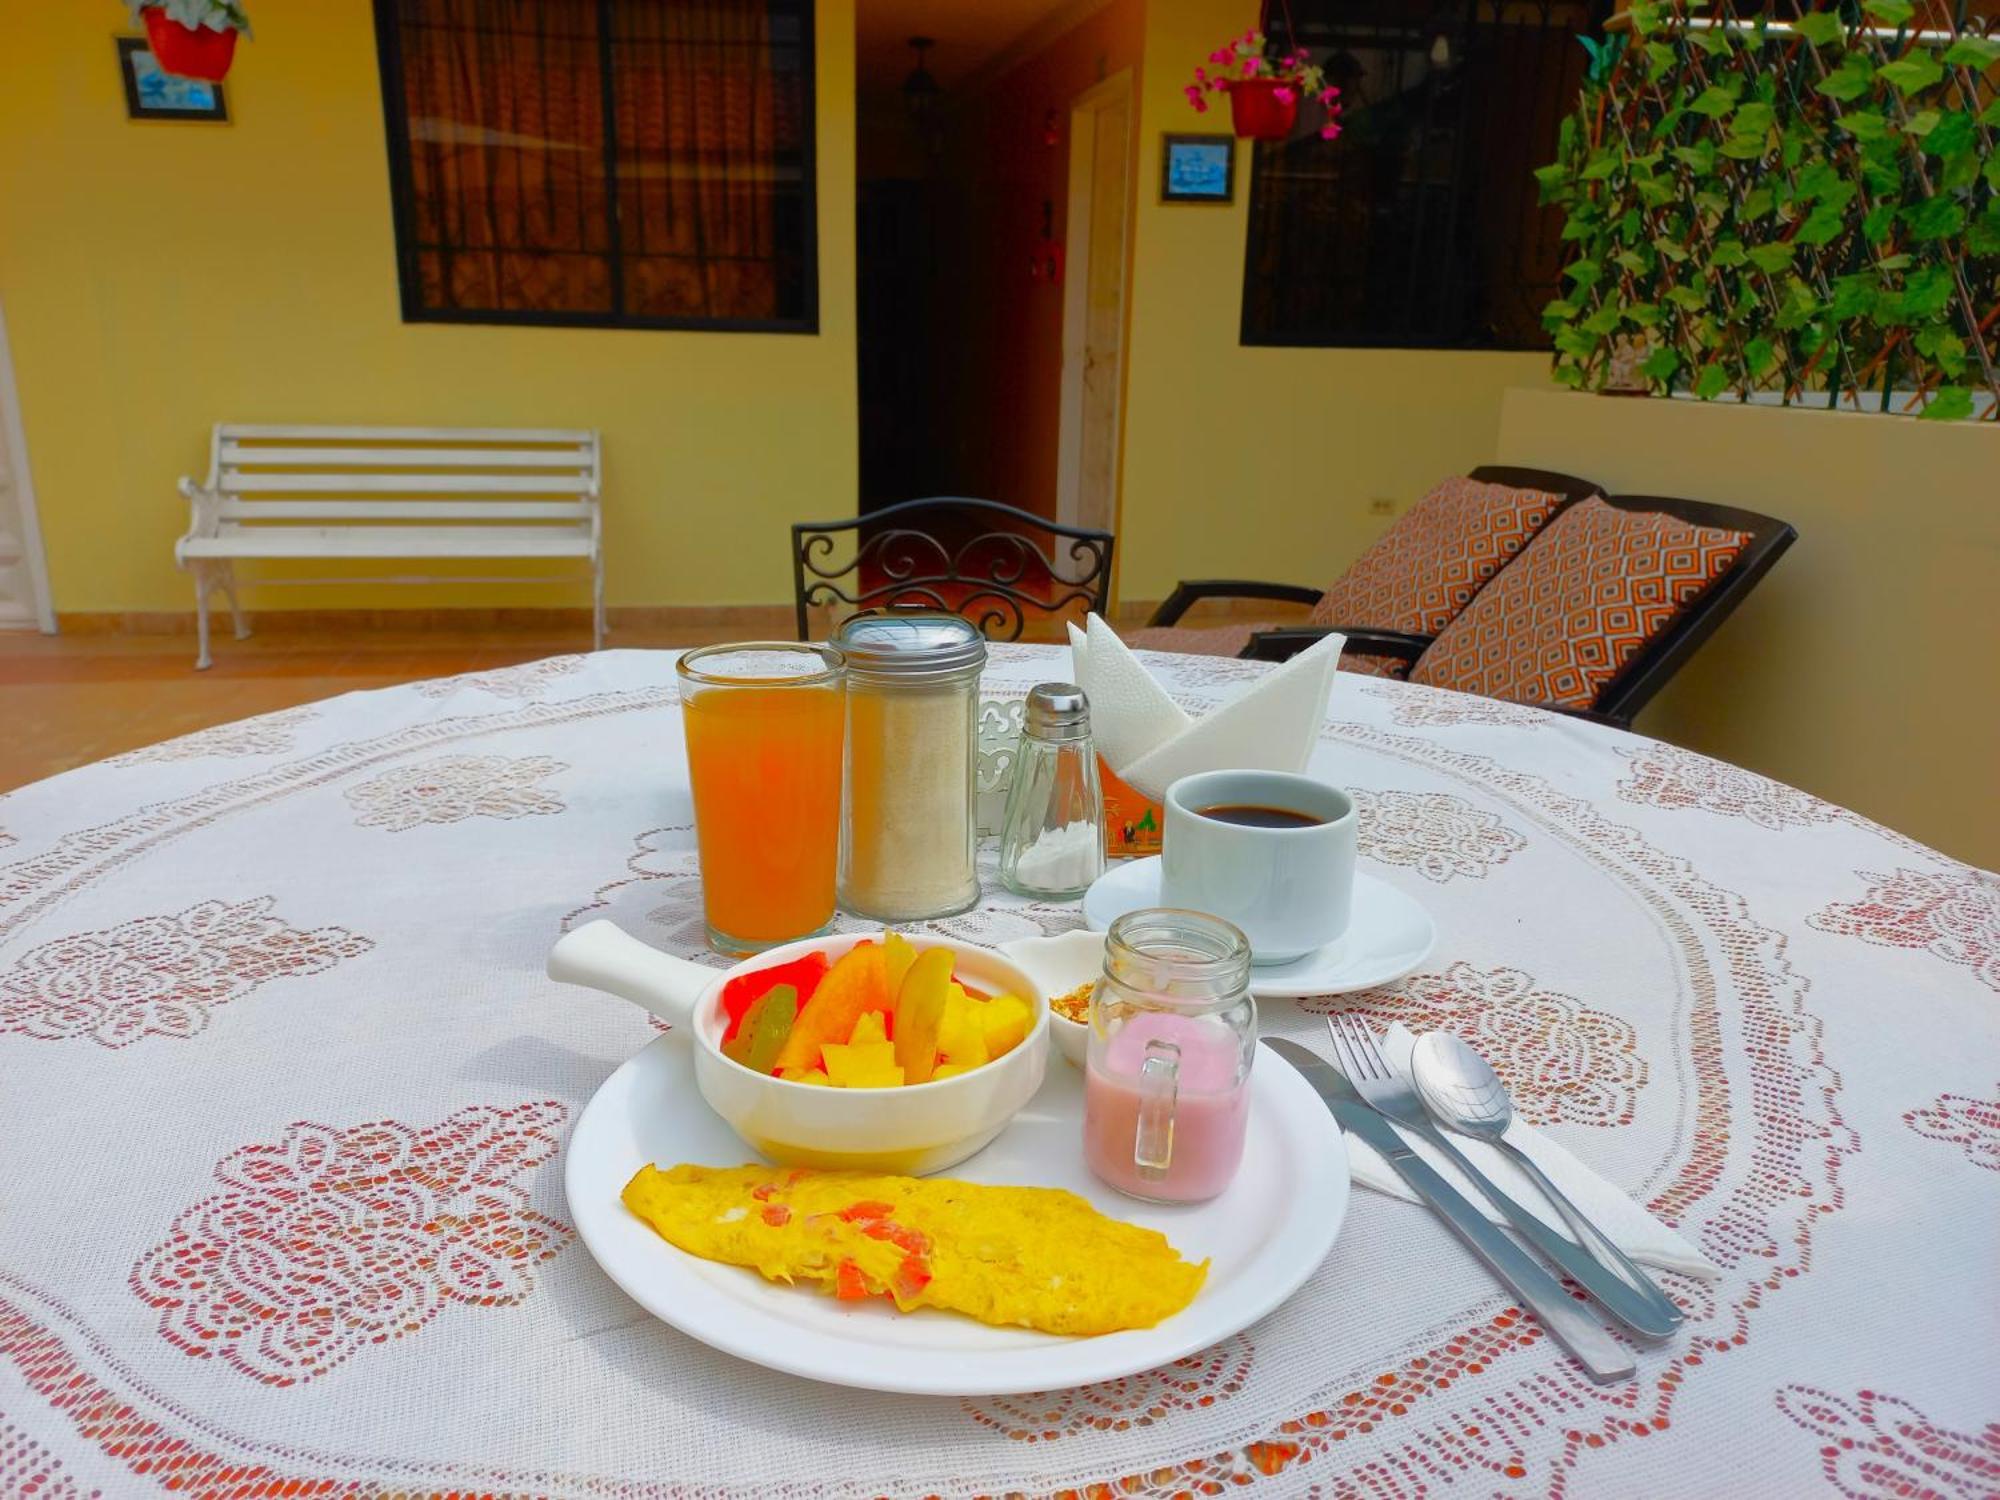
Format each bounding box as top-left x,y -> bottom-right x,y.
1196,803 -> 1325,829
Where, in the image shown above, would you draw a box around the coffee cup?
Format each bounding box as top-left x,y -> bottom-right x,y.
1160,769 -> 1357,965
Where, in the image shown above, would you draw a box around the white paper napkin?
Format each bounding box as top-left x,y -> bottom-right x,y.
1346,1024 -> 1720,1280
1067,614 -> 1347,802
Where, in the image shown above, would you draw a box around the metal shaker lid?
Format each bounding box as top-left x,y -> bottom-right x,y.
1024,682 -> 1090,741
831,612 -> 987,683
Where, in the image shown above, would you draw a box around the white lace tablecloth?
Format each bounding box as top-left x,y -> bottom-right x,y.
1,647 -> 1995,1500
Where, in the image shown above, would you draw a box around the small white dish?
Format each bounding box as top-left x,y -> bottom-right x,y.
1081,857 -> 1436,998
997,929 -> 1104,1068
567,1030 -> 1349,1395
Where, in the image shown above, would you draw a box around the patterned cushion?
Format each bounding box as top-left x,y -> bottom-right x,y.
1309,476 -> 1575,634
1409,498 -> 1750,710
1128,622 -> 1411,677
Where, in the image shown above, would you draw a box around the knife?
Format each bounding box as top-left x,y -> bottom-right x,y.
1264,1037 -> 1635,1385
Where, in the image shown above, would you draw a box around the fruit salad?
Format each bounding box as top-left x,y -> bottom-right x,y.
718,933 -> 1034,1088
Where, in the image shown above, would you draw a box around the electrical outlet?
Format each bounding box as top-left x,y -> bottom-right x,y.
1367,497 -> 1395,516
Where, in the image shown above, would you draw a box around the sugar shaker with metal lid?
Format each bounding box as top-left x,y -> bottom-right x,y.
998,682 -> 1105,900
833,612 -> 987,921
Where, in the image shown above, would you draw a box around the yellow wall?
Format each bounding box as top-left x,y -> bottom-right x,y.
1499,387 -> 1999,867
1115,0 -> 1549,602
0,2 -> 857,613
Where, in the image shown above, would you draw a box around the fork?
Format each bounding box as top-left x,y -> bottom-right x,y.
1327,1013 -> 1680,1343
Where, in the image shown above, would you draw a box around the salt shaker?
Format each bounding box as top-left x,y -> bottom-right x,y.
998,683 -> 1105,899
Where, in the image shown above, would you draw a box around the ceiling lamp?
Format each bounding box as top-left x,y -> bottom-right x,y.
902,36 -> 940,120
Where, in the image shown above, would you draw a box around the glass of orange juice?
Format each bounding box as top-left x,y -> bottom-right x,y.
676,643 -> 845,955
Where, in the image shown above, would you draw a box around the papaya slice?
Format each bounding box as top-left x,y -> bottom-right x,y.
771,942 -> 890,1076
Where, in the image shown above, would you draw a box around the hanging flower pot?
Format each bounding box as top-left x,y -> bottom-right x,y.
1224,78 -> 1298,140
1184,32 -> 1343,144
127,1 -> 252,83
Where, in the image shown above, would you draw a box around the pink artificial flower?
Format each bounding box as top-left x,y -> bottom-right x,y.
1319,122 -> 1342,140
1318,86 -> 1339,105
1210,47 -> 1233,64
1273,86 -> 1296,104
1194,65 -> 1207,81
1185,83 -> 1203,104
1240,55 -> 1262,74
1242,28 -> 1258,45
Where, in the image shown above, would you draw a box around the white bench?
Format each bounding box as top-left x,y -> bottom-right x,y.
175,424 -> 602,669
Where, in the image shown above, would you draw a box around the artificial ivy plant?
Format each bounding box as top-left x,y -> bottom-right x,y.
1536,0 -> 1998,419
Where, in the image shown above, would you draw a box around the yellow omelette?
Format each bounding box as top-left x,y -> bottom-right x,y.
622,1163 -> 1207,1336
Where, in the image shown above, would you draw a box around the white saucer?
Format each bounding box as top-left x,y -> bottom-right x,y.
1081,856 -> 1437,998
567,1033 -> 1349,1395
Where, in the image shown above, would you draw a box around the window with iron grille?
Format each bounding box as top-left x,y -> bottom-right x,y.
1241,0 -> 1607,349
374,0 -> 817,332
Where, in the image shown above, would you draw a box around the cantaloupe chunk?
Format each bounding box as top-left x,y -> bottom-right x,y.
773,942 -> 891,1075
981,993 -> 1033,1058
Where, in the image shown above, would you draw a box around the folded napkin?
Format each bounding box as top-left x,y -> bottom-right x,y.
1067,613 -> 1347,803
1344,1024 -> 1719,1280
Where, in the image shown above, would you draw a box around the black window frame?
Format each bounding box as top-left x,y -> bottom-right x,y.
1237,0 -> 1604,353
371,0 -> 820,335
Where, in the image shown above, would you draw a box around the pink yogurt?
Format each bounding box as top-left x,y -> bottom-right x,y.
1083,1009 -> 1250,1203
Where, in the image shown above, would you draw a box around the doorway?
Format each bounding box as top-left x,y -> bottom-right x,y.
1055,68 -> 1131,535
0,300 -> 55,632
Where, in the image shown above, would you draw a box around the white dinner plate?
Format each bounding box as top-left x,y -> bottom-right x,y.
567,1033 -> 1349,1395
1082,857 -> 1437,998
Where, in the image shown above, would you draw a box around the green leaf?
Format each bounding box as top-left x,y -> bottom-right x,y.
1914,326 -> 1967,376
1903,108 -> 1941,136
1694,26 -> 1734,56
1666,284 -> 1710,309
1565,258 -> 1604,287
1901,195 -> 1967,240
1828,274 -> 1879,318
1633,174 -> 1677,206
1877,53 -> 1944,94
1674,142 -> 1717,172
1693,362 -> 1732,399
1583,303 -> 1626,335
1711,239 -> 1750,267
1743,336 -> 1777,377
1918,387 -> 1974,421
1816,55 -> 1874,101
1553,363 -> 1587,389
1862,0 -> 1915,24
1641,345 -> 1682,382
1840,110 -> 1891,140
1580,150 -> 1620,181
1733,102 -> 1777,135
1986,155 -> 2000,193
1876,252 -> 1913,269
1690,84 -> 1740,117
1554,325 -> 1600,357
1940,150 -> 1981,191
1941,35 -> 2000,67
1796,202 -> 1849,245
1626,302 -> 1664,328
1967,203 -> 2000,255
1541,298 -> 1578,323
1561,207 -> 1599,240
1613,250 -> 1648,276
1900,265 -> 1956,319
1645,40 -> 1677,79
1653,235 -> 1691,262
1533,162 -> 1571,200
1983,97 -> 2000,127
1794,10 -> 1846,45
1793,162 -> 1844,202
1919,110 -> 1975,156
1747,241 -> 1797,273
1741,186 -> 1777,220
1721,132 -> 1768,159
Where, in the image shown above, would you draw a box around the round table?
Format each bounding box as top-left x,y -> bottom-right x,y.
1,647 -> 1994,1499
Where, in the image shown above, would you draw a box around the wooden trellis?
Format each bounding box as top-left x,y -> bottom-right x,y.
1536,0 -> 1999,418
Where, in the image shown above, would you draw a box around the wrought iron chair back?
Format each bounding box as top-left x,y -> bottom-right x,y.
791,497 -> 1115,642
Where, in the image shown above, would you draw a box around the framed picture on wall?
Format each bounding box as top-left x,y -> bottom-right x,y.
1160,134 -> 1234,204
118,37 -> 229,122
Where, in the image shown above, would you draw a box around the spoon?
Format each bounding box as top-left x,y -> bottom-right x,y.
1411,1031 -> 1685,1331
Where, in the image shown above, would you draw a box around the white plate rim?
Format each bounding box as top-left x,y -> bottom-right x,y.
1082,857 -> 1437,998
566,1034 -> 1349,1395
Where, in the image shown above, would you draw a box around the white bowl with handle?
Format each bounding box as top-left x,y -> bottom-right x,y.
548,921 -> 1049,1176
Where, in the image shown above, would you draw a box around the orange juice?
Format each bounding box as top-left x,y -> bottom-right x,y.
678,648 -> 844,953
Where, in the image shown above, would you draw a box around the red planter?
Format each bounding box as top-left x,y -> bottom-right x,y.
142,7 -> 239,82
1225,78 -> 1298,141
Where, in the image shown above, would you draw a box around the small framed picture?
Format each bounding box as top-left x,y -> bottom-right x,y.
118,37 -> 229,122
1161,134 -> 1235,204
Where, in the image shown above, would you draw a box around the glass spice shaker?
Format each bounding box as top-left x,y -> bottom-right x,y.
998,682 -> 1105,900
833,612 -> 987,922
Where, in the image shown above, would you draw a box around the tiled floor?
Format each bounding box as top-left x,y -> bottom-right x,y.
0,617 -> 781,792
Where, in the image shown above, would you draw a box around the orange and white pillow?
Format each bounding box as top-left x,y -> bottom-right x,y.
1409,498 -> 1749,710
1308,475 -> 1576,677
